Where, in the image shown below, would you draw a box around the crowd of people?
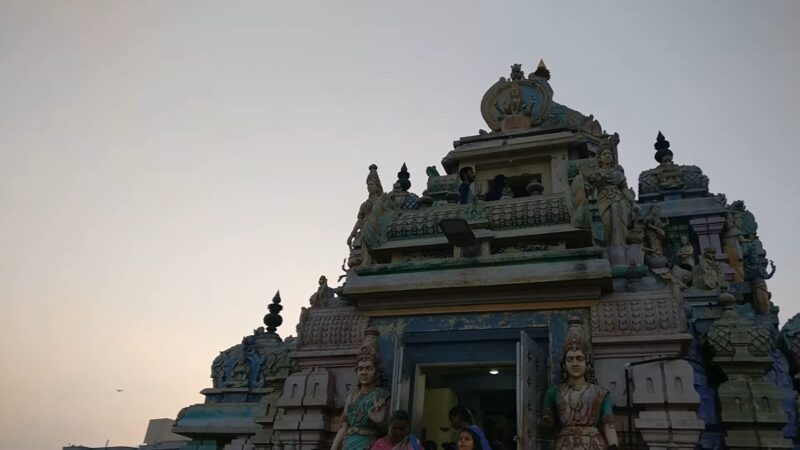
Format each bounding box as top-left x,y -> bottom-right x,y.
366,406 -> 491,450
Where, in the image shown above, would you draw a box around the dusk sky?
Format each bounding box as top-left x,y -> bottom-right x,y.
1,2 -> 799,449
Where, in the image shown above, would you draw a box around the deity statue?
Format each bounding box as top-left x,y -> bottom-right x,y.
743,237 -> 776,315
347,165 -> 385,267
581,133 -> 632,247
642,204 -> 668,256
653,131 -> 684,190
678,235 -> 695,269
332,329 -> 390,450
227,356 -> 250,388
722,211 -> 744,281
309,275 -> 336,308
692,247 -> 725,290
541,318 -> 618,449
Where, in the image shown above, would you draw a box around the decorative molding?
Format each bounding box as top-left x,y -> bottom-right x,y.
590,291 -> 686,337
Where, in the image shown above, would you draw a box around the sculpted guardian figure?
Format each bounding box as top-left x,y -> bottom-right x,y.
332,329 -> 390,450
541,318 -> 618,449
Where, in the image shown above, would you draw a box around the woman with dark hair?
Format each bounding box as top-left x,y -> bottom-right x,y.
457,429 -> 483,450
371,410 -> 421,450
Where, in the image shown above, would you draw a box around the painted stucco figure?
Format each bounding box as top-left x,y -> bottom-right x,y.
581,133 -> 632,247
541,318 -> 618,450
347,165 -> 385,267
692,247 -> 724,290
332,329 -> 390,450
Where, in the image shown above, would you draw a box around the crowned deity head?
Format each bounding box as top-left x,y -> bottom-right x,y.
560,317 -> 594,384
596,133 -> 620,169
366,164 -> 384,197
355,328 -> 385,390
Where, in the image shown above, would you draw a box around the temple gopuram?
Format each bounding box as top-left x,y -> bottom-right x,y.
171,62 -> 800,450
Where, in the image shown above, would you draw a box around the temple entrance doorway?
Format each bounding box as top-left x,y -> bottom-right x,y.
412,362 -> 517,450
392,329 -> 546,450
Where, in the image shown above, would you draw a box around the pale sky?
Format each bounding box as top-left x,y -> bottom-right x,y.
1,1 -> 799,449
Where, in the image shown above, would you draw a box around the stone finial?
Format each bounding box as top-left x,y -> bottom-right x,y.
396,162 -> 411,191
263,291 -> 283,334
654,131 -> 673,163
510,63 -> 525,81
534,59 -> 551,80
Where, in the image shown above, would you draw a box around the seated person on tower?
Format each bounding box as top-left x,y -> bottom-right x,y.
458,167 -> 476,204
448,406 -> 491,450
371,410 -> 422,450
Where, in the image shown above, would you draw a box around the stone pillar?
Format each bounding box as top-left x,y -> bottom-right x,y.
590,289 -> 704,449
705,291 -> 792,448
273,369 -> 337,450
632,359 -> 704,449
273,306 -> 370,450
688,217 -> 724,255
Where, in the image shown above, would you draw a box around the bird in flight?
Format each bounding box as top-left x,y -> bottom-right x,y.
116,389 -> 124,392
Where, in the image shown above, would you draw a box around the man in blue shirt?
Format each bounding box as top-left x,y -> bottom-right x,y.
458,167 -> 476,204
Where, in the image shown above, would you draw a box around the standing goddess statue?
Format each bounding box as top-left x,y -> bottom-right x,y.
541,318 -> 619,449
581,133 -> 632,247
332,329 -> 390,450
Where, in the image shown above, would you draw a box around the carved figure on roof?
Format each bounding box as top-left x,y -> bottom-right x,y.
723,210 -> 744,281
510,63 -> 525,81
495,82 -> 534,119
642,203 -> 668,256
541,317 -> 619,449
653,132 -> 684,190
347,165 -> 385,267
331,329 -> 390,450
227,355 -> 250,388
625,205 -> 644,245
581,133 -> 633,247
391,163 -> 420,210
638,133 -> 709,198
692,247 -> 725,290
309,275 -> 336,308
743,237 -> 776,315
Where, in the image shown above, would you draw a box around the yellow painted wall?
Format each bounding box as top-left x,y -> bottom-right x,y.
421,387 -> 458,447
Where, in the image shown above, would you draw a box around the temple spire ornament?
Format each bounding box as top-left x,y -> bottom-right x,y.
263,291 -> 283,335
534,59 -> 551,80
653,131 -> 672,163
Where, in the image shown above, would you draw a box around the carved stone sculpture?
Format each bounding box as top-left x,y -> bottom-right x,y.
637,132 -> 709,198
210,292 -> 292,390
347,165 -> 385,267
743,237 -> 776,315
722,211 -> 743,280
331,329 -> 390,450
642,203 -> 668,256
692,247 -> 725,290
678,235 -> 695,269
541,317 -> 619,449
581,133 -> 632,247
309,275 -> 336,308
